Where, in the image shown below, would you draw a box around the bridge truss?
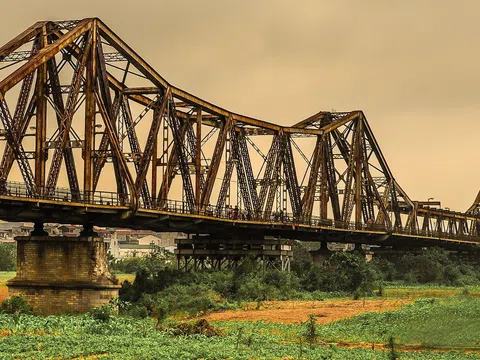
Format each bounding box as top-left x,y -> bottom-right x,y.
0,18 -> 478,249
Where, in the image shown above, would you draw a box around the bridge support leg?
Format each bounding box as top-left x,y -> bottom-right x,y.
310,241 -> 332,263
6,230 -> 120,315
175,235 -> 293,271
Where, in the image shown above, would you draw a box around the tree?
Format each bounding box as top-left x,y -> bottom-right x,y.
0,242 -> 16,271
290,241 -> 313,276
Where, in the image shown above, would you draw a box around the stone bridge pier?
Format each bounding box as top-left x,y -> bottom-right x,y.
6,224 -> 120,315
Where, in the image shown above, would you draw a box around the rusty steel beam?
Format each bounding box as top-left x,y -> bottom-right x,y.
157,121 -> 188,207
0,100 -> 36,195
168,98 -> 195,211
195,108 -> 202,210
122,96 -> 151,206
282,134 -> 301,218
200,114 -> 234,209
47,55 -> 80,198
0,19 -> 92,99
134,88 -> 169,204
34,27 -> 47,193
0,21 -> 47,58
94,89 -> 137,209
96,31 -> 128,198
83,22 -> 97,202
301,135 -> 323,218
0,87 -> 36,181
45,31 -> 91,195
123,87 -> 160,95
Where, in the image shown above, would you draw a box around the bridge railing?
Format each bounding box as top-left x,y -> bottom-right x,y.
155,198 -> 391,232
154,199 -> 479,243
2,181 -> 479,243
394,227 -> 479,242
0,181 -> 129,207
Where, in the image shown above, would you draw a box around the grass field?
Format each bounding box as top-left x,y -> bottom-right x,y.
383,284 -> 480,298
216,297 -> 480,349
1,299 -> 479,360
114,273 -> 135,284
1,272 -> 480,359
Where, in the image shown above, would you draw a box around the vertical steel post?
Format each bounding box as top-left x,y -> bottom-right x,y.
195,107 -> 201,212
34,25 -> 48,193
84,21 -> 97,203
151,109 -> 158,206
355,117 -> 363,227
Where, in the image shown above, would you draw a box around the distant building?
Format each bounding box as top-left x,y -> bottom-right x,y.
108,232 -> 183,258
0,220 -> 182,259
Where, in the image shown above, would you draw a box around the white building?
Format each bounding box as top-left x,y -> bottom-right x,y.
108,232 -> 181,258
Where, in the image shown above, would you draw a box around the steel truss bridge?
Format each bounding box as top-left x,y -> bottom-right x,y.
0,18 -> 479,250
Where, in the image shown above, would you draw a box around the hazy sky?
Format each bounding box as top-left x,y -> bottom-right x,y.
2,0 -> 479,211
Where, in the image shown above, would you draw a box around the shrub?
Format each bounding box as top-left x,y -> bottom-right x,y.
168,319 -> 222,337
90,304 -> 114,322
303,314 -> 317,348
0,296 -> 32,315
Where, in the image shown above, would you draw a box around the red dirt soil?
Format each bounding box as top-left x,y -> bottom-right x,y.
204,299 -> 411,324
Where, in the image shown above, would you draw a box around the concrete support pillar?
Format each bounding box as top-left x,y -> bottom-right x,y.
310,241 -> 332,263
7,234 -> 120,315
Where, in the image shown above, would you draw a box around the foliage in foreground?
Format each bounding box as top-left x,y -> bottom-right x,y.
0,295 -> 32,315
217,297 -> 480,349
118,250 -> 377,318
0,304 -> 478,360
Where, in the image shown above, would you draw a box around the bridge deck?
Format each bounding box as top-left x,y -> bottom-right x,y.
0,181 -> 477,250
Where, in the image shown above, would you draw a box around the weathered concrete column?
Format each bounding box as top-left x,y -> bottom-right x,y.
7,233 -> 120,315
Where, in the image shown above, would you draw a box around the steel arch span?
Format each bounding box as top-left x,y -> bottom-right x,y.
0,18 -> 478,250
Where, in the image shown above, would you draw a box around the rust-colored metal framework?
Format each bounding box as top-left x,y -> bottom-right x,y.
0,19 -> 478,249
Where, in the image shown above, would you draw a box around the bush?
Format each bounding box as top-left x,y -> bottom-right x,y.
110,246 -> 176,274
302,252 -> 379,294
303,314 -> 317,348
0,296 -> 32,315
90,304 -> 114,322
168,319 -> 222,337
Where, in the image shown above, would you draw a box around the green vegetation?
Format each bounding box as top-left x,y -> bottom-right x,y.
0,300 -> 478,359
371,247 -> 480,286
115,245 -> 480,319
217,297 -> 480,349
383,284 -> 480,298
1,245 -> 479,359
0,242 -> 15,271
109,246 -> 175,274
0,271 -> 15,284
0,295 -> 32,315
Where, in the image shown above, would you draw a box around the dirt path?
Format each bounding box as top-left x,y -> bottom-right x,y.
204,299 -> 411,324
0,287 -> 7,303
